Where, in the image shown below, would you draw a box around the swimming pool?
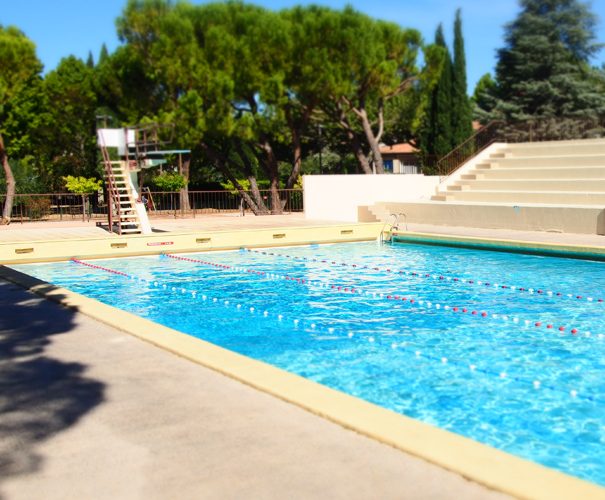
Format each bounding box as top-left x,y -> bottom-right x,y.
12,241 -> 605,486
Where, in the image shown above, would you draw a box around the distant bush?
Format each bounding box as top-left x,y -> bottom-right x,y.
152,172 -> 187,191
24,196 -> 51,220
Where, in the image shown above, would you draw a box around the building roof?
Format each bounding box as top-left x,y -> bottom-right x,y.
379,143 -> 418,154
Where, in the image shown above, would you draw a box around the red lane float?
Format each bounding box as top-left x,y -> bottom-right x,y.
71,258 -> 129,277
245,248 -> 604,305
164,253 -> 584,336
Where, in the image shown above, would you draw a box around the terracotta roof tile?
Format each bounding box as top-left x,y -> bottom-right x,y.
379,143 -> 418,154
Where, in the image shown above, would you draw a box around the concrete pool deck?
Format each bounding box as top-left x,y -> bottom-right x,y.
2,214 -> 605,499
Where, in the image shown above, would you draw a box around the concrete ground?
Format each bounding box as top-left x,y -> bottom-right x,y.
3,213 -> 603,499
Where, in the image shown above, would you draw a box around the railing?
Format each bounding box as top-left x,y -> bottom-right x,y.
145,189 -> 303,217
0,189 -> 304,223
432,121 -> 501,176
0,193 -> 104,223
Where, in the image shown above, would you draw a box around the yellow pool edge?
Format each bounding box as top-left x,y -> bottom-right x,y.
0,223 -> 382,264
2,226 -> 605,499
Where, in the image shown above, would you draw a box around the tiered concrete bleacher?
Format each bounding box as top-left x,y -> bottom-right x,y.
359,139 -> 605,235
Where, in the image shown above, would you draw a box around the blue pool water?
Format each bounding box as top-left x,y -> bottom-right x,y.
13,241 -> 605,485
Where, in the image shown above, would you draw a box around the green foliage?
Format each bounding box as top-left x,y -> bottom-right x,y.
43,56 -> 99,186
471,73 -> 497,121
115,0 -> 435,184
483,0 -> 605,120
418,12 -> 473,158
0,158 -> 45,194
63,175 -> 102,194
1,1 -> 467,199
151,171 -> 187,191
451,9 -> 473,145
0,25 -> 43,111
419,24 -> 454,158
221,179 -> 250,193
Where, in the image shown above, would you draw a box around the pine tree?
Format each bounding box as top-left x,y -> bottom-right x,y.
99,43 -> 109,64
484,0 -> 605,120
471,72 -> 497,121
86,51 -> 94,68
451,9 -> 473,144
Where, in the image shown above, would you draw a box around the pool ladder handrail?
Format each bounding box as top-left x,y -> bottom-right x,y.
379,213 -> 407,244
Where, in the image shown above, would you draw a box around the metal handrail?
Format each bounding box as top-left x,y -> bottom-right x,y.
435,121 -> 501,177
379,213 -> 407,244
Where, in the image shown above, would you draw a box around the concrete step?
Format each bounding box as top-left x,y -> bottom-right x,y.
369,201 -> 605,234
502,144 -> 605,157
434,190 -> 605,205
467,166 -> 605,180
452,179 -> 605,191
490,155 -> 605,168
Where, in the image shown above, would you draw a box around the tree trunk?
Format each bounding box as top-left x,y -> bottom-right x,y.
246,175 -> 270,214
201,142 -> 269,215
331,102 -> 373,174
232,142 -> 270,214
259,139 -> 282,214
0,133 -> 15,225
357,106 -> 385,174
178,155 -> 191,212
348,132 -> 373,174
285,125 -> 303,189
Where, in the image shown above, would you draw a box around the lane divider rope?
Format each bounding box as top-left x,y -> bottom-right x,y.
163,253 -> 591,337
70,257 -> 601,404
244,248 -> 604,305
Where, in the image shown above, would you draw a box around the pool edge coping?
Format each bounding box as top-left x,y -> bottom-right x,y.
0,223 -> 382,264
2,263 -> 604,500
391,231 -> 605,260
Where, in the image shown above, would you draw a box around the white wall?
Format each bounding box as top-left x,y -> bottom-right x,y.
303,174 -> 440,222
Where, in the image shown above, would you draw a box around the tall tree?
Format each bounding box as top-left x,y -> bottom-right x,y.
483,0 -> 605,120
451,9 -> 473,145
42,56 -> 99,188
471,72 -> 497,121
0,25 -> 43,224
286,6 -> 436,174
419,24 -> 453,158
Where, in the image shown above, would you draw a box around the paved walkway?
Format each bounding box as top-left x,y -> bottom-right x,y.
0,280 -> 507,500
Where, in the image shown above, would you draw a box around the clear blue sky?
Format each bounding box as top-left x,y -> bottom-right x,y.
3,0 -> 605,93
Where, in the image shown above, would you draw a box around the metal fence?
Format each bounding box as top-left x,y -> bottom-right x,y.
145,189 -> 303,217
0,189 -> 304,223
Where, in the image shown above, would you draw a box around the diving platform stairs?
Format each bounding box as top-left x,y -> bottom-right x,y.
98,128 -> 151,235
360,139 -> 605,235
